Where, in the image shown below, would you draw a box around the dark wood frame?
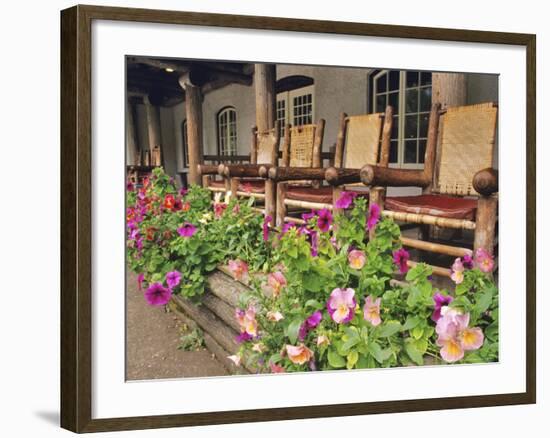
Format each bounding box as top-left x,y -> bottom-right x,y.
61,4 -> 536,433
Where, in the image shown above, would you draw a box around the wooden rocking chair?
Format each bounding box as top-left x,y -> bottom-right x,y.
222,120 -> 324,217
197,123 -> 280,196
267,107 -> 393,227
360,102 -> 498,276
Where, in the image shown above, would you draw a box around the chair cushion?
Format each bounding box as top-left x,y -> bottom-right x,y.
286,186 -> 334,204
238,179 -> 266,194
385,194 -> 478,220
208,179 -> 226,189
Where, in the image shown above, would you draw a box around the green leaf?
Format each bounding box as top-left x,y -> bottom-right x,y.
411,325 -> 424,340
378,321 -> 401,337
404,338 -> 426,365
302,272 -> 322,292
286,319 -> 303,344
368,342 -> 392,364
474,289 -> 494,314
402,315 -> 421,331
305,299 -> 323,310
328,349 -> 346,368
347,350 -> 359,369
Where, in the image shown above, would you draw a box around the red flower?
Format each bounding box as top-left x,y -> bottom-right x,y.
163,194 -> 175,210
182,202 -> 191,212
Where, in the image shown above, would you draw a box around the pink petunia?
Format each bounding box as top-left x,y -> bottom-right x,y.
335,191 -> 357,209
367,203 -> 381,231
144,282 -> 172,306
474,248 -> 495,273
263,215 -> 272,241
165,271 -> 181,289
393,248 -> 410,274
177,222 -> 197,238
316,208 -> 333,233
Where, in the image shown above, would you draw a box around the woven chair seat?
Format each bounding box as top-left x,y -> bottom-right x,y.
238,179 -> 266,194
385,194 -> 478,220
286,186 -> 333,203
208,179 -> 226,189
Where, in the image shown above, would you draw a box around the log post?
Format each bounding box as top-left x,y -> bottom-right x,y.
265,180 -> 276,219
179,79 -> 204,186
144,95 -> 162,159
432,73 -> 467,110
126,99 -> 139,165
473,195 -> 498,255
276,183 -> 288,227
332,186 -> 343,216
254,64 -> 276,132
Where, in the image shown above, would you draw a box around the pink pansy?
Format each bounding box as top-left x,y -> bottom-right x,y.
348,249 -> 366,270
367,203 -> 381,231
335,191 -> 357,209
227,354 -> 241,367
327,288 -> 356,324
436,307 -> 484,363
228,259 -> 248,281
474,248 -> 495,273
450,258 -> 465,284
285,344 -> 314,365
269,362 -> 286,373
363,295 -> 382,326
266,310 -> 284,322
165,270 -> 181,289
267,271 -> 287,297
235,304 -> 258,337
316,334 -> 330,347
393,248 -> 410,274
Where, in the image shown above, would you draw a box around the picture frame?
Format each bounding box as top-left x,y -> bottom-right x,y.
60,4 -> 536,433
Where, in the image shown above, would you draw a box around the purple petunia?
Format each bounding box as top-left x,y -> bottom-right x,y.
393,248 -> 410,274
298,310 -> 323,341
309,230 -> 319,257
177,222 -> 197,238
144,282 -> 172,306
335,191 -> 357,209
462,253 -> 474,269
367,203 -> 381,231
137,273 -> 145,290
316,208 -> 333,233
235,332 -> 253,344
431,292 -> 454,322
302,211 -> 316,222
166,271 -> 182,289
263,215 -> 272,241
179,187 -> 188,197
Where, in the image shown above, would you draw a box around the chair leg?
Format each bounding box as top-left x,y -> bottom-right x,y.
224,177 -> 231,194
332,186 -> 343,215
201,175 -> 210,188
230,177 -> 239,198
265,180 -> 276,219
276,183 -> 288,227
473,195 -> 498,254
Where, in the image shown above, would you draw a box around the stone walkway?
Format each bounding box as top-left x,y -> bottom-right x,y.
126,271 -> 228,380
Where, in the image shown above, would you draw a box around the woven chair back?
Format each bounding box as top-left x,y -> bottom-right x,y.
289,125 -> 316,167
256,129 -> 278,165
435,103 -> 497,196
343,114 -> 384,169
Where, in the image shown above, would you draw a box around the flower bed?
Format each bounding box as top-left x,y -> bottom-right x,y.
127,168 -> 499,374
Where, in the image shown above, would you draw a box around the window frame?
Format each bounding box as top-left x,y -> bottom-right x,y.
276,83 -> 315,136
216,106 -> 238,156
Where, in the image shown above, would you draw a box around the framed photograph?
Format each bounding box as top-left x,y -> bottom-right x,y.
60,4 -> 536,433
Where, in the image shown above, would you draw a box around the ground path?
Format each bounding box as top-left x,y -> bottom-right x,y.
126,271 -> 228,380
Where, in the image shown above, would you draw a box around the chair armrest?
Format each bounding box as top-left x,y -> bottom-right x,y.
223,163 -> 266,178
472,168 -> 498,196
197,164 -> 224,176
324,167 -> 361,186
267,166 -> 327,182
359,164 -> 431,188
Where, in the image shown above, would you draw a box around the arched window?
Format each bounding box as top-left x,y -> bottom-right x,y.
217,107 -> 237,156
369,70 -> 432,168
276,76 -> 315,136
181,119 -> 189,167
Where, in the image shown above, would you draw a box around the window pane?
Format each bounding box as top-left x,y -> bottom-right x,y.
418,140 -> 427,163
404,140 -> 418,163
421,72 -> 432,86
389,141 -> 399,163
405,115 -> 418,139
376,73 -> 387,93
391,115 -> 399,140
376,94 -> 387,112
388,91 -> 399,112
389,71 -> 400,91
406,71 -> 419,88
420,87 -> 432,112
405,89 -> 418,113
419,113 -> 429,138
